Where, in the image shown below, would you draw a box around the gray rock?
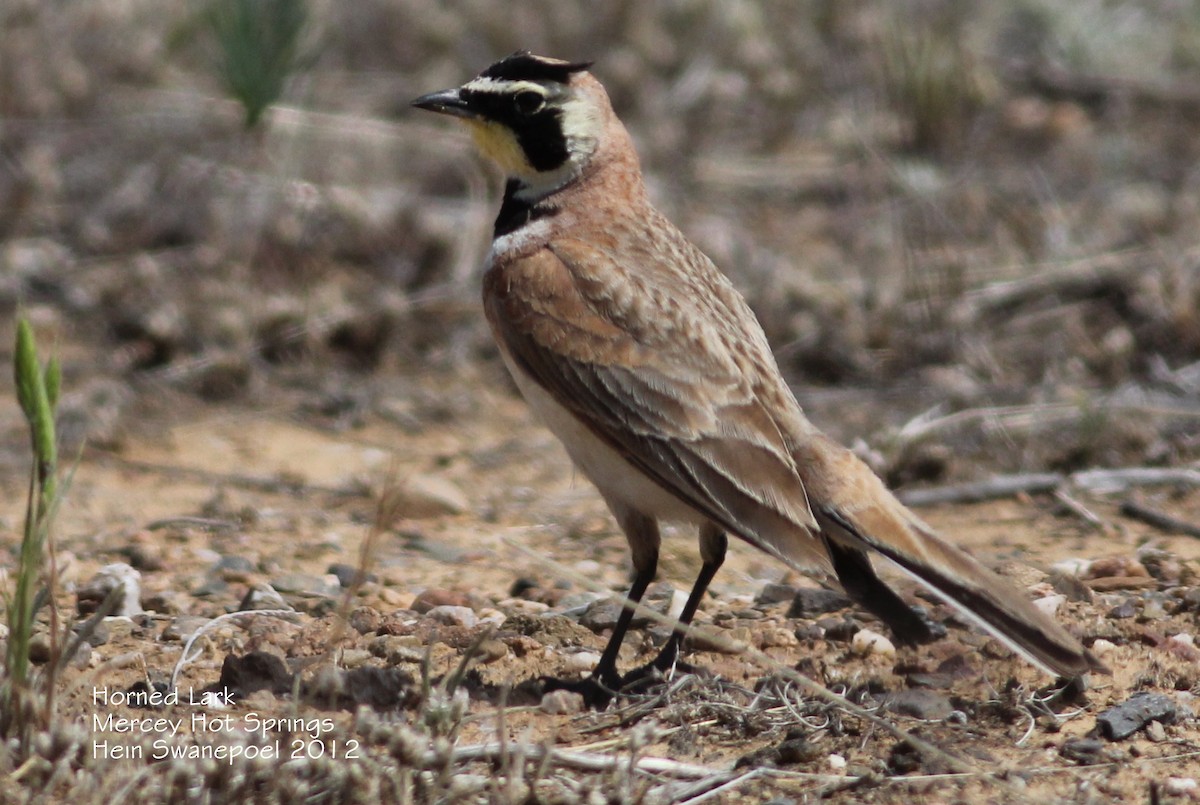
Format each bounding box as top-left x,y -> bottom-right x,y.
162,616 -> 214,642
1107,600 -> 1138,620
579,598 -> 649,632
270,573 -> 336,597
756,582 -> 798,606
1061,737 -> 1105,765
1097,691 -> 1178,741
328,562 -> 377,588
239,583 -> 292,612
884,689 -> 954,720
371,635 -> 425,664
787,588 -> 851,619
213,555 -> 256,576
191,578 -> 229,598
816,617 -> 859,642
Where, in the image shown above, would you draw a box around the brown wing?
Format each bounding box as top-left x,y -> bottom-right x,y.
484,239 -> 824,568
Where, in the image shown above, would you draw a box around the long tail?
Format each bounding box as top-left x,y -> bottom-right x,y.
795,435 -> 1107,677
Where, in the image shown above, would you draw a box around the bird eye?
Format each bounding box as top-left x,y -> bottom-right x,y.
513,90 -> 545,115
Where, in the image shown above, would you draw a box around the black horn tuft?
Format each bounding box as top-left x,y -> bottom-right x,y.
480,51 -> 593,84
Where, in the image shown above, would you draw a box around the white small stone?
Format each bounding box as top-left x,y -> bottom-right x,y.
1090,638 -> 1117,655
665,589 -> 688,621
81,563 -> 143,617
1032,594 -> 1065,617
1169,633 -> 1195,647
497,598 -> 549,614
561,651 -> 602,673
1166,777 -> 1198,796
827,753 -> 847,770
1049,558 -> 1092,577
398,476 -> 470,518
851,628 -> 895,657
573,559 -> 601,575
477,608 -> 507,627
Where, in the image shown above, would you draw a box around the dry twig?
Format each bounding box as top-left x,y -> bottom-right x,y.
1119,500 -> 1200,539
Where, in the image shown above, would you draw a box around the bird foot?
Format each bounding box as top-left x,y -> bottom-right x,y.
539,656 -> 702,709
539,671 -> 623,709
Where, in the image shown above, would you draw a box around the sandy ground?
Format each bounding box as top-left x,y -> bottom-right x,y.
4,365 -> 1200,803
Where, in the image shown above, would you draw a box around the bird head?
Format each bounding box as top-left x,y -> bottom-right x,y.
412,52 -> 604,196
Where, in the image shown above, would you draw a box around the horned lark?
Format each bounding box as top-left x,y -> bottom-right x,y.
414,52 -> 1105,704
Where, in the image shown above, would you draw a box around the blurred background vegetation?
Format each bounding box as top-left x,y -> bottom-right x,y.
1,0 -> 1199,483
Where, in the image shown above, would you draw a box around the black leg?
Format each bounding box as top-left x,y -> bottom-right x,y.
541,509 -> 661,707
624,524 -> 727,686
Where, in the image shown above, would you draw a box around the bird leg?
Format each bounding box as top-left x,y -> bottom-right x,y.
540,509 -> 661,707
621,524 -> 727,689
542,518 -> 728,707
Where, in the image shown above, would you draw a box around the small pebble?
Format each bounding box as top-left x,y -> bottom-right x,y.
1166,778 -> 1198,796
560,651 -> 602,673
77,563 -> 142,617
477,608 -> 507,627
755,582 -> 797,606
1141,597 -> 1168,621
498,598 -> 550,614
556,592 -> 606,612
851,629 -> 895,657
819,617 -> 860,642
397,475 -> 469,517
348,607 -> 383,635
1107,600 -> 1138,619
213,555 -> 256,580
757,628 -> 799,649
662,589 -> 688,621
269,573 -> 336,598
423,605 -> 478,628
1145,719 -> 1168,742
541,690 -> 585,715
580,599 -> 648,632
475,639 -> 508,664
1061,737 -> 1105,765
327,563 -> 378,588
1050,558 -> 1092,577
787,588 -> 851,619
1049,571 -> 1093,603
573,560 -> 601,575
411,588 -> 471,613
1091,638 -> 1117,655
827,754 -> 846,770
884,689 -> 953,720
162,616 -> 214,643
339,649 -> 373,669
371,635 -> 424,664
1087,555 -> 1148,579
239,583 -> 291,612
1032,594 -> 1065,617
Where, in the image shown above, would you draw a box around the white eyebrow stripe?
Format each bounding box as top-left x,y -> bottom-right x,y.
462,77 -> 548,96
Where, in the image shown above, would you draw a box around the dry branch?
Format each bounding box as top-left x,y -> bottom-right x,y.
897,473 -> 1064,506
899,466 -> 1200,506
1119,500 -> 1200,539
